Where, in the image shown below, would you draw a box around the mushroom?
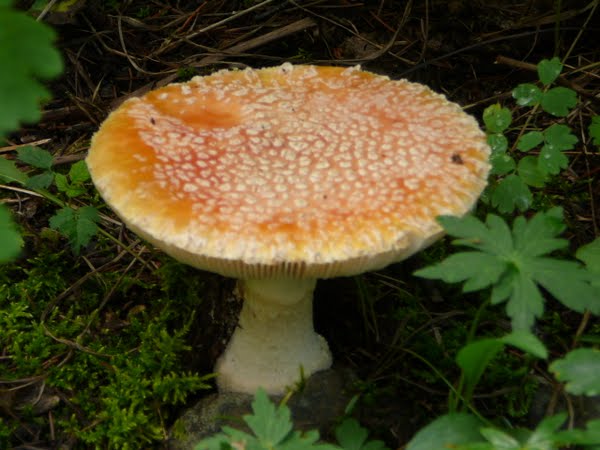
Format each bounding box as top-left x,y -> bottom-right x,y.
86,64 -> 490,394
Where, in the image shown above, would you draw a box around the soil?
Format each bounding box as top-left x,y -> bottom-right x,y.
3,0 -> 600,448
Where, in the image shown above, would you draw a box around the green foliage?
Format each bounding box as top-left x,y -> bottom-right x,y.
0,204 -> 22,263
0,255 -> 212,448
195,389 -> 386,450
414,208 -> 598,330
0,0 -> 63,137
589,116 -> 600,146
484,57 -> 581,213
49,205 -> 99,253
549,349 -> 600,396
406,414 -> 485,450
1,147 -> 101,252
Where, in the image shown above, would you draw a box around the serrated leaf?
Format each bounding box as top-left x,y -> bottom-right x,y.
0,3 -> 63,136
513,207 -> 567,257
517,131 -> 544,152
0,156 -> 28,185
589,116 -> 600,146
513,83 -> 542,106
506,271 -> 544,330
416,209 -> 596,332
457,339 -> 504,397
54,172 -> 69,192
69,160 -> 90,184
544,123 -> 578,151
17,146 -> 53,170
335,418 -> 388,450
26,170 -> 54,190
483,104 -> 512,133
491,174 -> 532,213
415,252 -> 507,292
244,388 -> 293,446
0,204 -> 22,263
65,186 -> 87,198
49,205 -> 99,253
488,133 -> 508,154
500,331 -> 548,359
406,414 -> 484,450
538,143 -> 568,175
550,349 -> 600,396
517,156 -> 549,188
528,258 -> 599,314
537,57 -> 563,86
490,153 -> 515,176
540,87 -> 577,117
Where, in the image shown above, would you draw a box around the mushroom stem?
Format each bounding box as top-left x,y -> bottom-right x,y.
215,278 -> 332,394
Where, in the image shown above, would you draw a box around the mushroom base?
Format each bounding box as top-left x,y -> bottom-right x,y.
215,278 -> 332,394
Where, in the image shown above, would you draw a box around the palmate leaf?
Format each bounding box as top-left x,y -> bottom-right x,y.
415,208 -> 598,331
406,413 -> 484,450
550,349 -> 600,396
0,2 -> 63,137
49,205 -> 99,253
245,388 -> 293,446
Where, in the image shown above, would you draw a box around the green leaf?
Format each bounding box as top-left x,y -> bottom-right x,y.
479,428 -> 520,450
483,104 -> 512,133
537,57 -> 563,86
491,174 -> 532,213
555,419 -> 600,447
417,209 -> 592,332
500,331 -> 548,359
517,156 -> 549,188
589,116 -> 600,146
488,134 -> 508,154
506,271 -> 544,330
512,207 -> 567,257
17,146 -> 53,170
549,349 -> 600,396
528,258 -> 599,314
517,131 -> 544,152
0,156 -> 28,185
0,204 -> 22,263
406,414 -> 484,450
576,237 -> 600,274
513,83 -> 542,106
490,153 -> 515,176
0,3 -> 63,137
244,388 -> 293,446
457,339 -> 504,397
415,252 -> 507,292
54,172 -> 69,192
26,170 -> 54,190
335,418 -> 388,450
538,143 -> 568,175
540,87 -> 577,117
526,413 -> 567,449
69,160 -> 90,184
49,206 -> 100,253
544,123 -> 578,151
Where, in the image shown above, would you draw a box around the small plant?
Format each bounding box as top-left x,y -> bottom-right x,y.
404,209 -> 600,450
0,0 -> 63,262
484,57 -> 581,213
195,389 -> 388,450
1,148 -> 101,253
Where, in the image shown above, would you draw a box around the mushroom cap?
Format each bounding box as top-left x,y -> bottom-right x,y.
87,64 -> 490,279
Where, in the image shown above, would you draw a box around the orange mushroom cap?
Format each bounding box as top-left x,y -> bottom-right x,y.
87,64 -> 490,279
